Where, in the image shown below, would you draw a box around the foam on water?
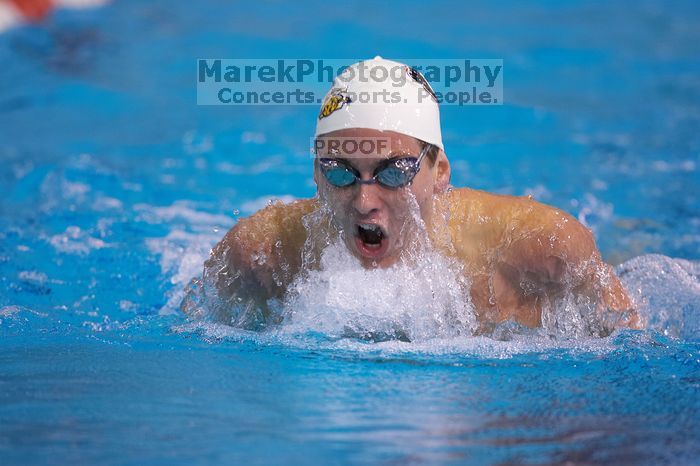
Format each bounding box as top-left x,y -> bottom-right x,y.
171,318 -> 623,361
616,254 -> 700,340
173,246 -> 697,360
48,225 -> 109,255
139,202 -> 230,315
280,239 -> 476,342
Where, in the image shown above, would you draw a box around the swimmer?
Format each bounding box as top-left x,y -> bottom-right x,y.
193,57 -> 639,335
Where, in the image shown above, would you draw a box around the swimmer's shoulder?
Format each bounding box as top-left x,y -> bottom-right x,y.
439,187 -> 533,237
443,186 -> 580,229
212,198 -> 318,293
231,197 -> 317,244
440,187 -> 593,256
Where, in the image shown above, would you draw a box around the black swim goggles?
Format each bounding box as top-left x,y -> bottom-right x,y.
318,143 -> 431,190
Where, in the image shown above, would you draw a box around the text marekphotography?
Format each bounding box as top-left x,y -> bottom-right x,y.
197,59 -> 503,106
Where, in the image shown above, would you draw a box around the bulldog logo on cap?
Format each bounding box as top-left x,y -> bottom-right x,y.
318,88 -> 352,120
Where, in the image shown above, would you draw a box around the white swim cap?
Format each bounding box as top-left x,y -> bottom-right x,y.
315,56 -> 444,150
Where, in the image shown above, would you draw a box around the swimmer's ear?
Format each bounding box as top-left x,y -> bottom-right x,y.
433,150 -> 451,194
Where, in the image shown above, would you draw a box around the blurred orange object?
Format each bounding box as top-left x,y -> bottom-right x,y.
7,0 -> 54,21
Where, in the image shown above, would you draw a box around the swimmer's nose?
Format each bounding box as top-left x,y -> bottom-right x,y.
352,182 -> 383,215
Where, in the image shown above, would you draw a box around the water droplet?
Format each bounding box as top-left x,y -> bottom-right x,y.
251,252 -> 267,265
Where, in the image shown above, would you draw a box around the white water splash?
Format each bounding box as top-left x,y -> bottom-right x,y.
171,319 -> 620,360
145,229 -> 219,315
616,254 -> 700,340
48,226 -> 108,255
139,202 -> 232,314
280,240 -> 476,342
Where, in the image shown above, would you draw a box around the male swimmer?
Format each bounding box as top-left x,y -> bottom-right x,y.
190,57 -> 639,335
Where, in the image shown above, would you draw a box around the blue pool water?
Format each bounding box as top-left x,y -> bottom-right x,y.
1,0 -> 699,464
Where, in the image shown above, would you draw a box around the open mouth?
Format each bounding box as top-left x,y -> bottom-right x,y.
357,223 -> 384,246
354,223 -> 389,259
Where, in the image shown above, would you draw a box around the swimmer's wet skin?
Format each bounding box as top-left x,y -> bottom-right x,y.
189,57 -> 640,335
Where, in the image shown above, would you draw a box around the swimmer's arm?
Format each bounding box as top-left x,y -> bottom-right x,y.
502,202 -> 639,329
196,199 -> 315,323
197,215 -> 277,323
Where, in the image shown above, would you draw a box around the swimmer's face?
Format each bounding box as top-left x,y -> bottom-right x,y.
314,129 -> 450,268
